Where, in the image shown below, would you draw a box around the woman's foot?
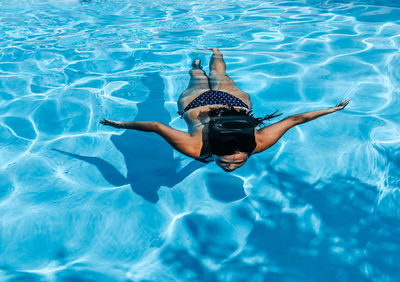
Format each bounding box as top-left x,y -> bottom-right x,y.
207,47 -> 222,56
191,59 -> 202,69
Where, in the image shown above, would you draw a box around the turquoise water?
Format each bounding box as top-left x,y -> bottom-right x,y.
1,0 -> 400,281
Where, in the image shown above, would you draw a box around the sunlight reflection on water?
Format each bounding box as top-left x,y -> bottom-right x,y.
0,0 -> 399,281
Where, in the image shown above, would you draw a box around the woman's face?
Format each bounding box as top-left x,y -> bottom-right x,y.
214,151 -> 249,172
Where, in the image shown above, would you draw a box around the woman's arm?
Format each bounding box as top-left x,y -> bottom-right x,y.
100,119 -> 157,131
253,99 -> 350,153
100,119 -> 201,158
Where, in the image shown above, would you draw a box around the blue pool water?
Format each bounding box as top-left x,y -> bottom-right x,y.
1,0 -> 400,281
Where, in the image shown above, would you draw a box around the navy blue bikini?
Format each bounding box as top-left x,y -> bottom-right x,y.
177,90 -> 249,116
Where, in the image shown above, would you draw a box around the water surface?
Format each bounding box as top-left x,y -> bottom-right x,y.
0,0 -> 399,281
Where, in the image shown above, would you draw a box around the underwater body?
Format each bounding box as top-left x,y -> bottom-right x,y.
1,0 -> 400,281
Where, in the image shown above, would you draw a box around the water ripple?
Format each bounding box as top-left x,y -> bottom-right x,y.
1,0 -> 400,281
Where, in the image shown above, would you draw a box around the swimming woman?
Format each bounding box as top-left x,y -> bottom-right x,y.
100,48 -> 350,172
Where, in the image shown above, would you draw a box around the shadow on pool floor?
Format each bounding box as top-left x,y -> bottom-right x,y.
54,71 -> 204,203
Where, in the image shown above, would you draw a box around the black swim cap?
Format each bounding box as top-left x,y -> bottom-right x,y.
205,107 -> 282,156
208,115 -> 257,156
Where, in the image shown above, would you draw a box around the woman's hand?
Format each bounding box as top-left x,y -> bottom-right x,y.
331,99 -> 350,111
99,118 -> 123,128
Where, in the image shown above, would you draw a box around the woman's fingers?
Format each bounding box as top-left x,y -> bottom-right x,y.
335,98 -> 350,109
99,118 -> 108,125
100,119 -> 123,128
342,99 -> 350,107
100,118 -> 114,126
341,99 -> 349,105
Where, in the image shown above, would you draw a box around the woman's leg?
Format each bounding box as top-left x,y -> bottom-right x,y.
177,59 -> 210,112
208,48 -> 252,108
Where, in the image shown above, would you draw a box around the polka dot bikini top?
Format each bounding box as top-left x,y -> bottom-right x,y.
177,90 -> 249,116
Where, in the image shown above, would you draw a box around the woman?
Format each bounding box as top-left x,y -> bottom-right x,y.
100,48 -> 350,172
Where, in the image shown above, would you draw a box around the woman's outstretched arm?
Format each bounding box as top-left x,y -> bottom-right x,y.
100,119 -> 201,158
253,99 -> 350,153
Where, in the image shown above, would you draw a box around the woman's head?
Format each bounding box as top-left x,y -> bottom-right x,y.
205,107 -> 262,171
208,116 -> 257,155
214,151 -> 249,172
202,107 -> 282,171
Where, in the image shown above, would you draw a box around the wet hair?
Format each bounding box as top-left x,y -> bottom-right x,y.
206,107 -> 281,156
